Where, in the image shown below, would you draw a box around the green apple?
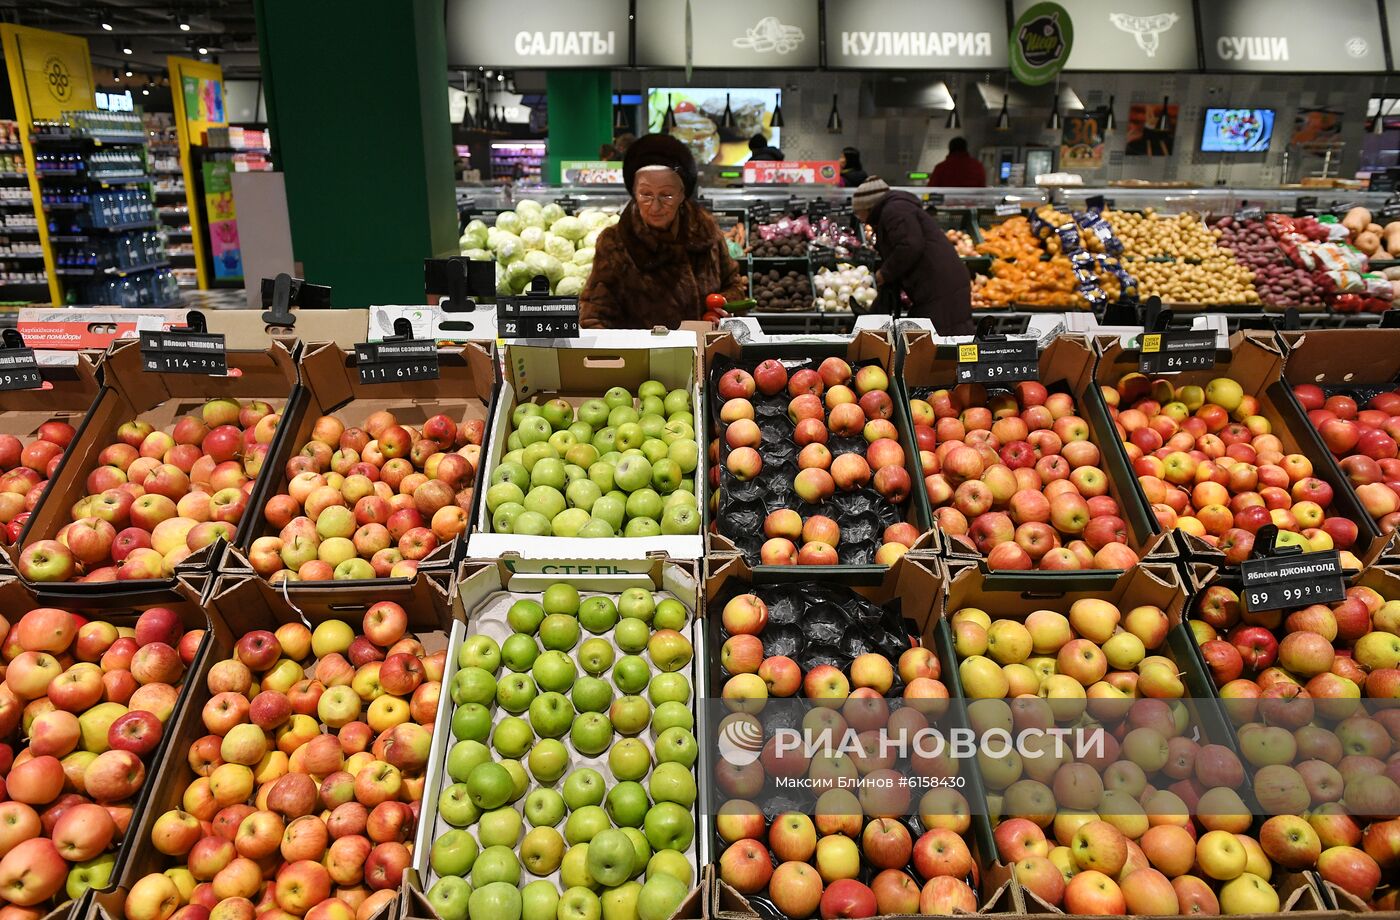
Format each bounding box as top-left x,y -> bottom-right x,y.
588,460 -> 616,494
447,740 -> 491,783
472,845 -> 522,887
638,874 -> 688,920
502,448 -> 526,467
479,805 -> 524,848
438,782 -> 481,827
608,739 -> 653,782
654,727 -> 698,768
592,427 -> 618,455
579,596 -> 619,634
65,854 -> 115,901
624,489 -> 662,522
529,691 -> 576,739
613,655 -> 651,693
566,479 -> 603,513
653,599 -> 688,631
640,403 -> 666,428
491,716 -> 534,758
555,845 -> 597,893
493,459 -> 530,489
578,638 -> 615,675
459,635 -> 502,673
611,402 -> 641,426
466,761 -> 514,810
602,882 -> 643,920
572,676 -> 613,713
613,456 -> 652,493
452,666 -> 497,706
615,620 -> 650,655
513,511 -> 552,536
508,599 -> 546,634
452,702 -> 492,742
501,759 -> 529,801
523,881 -> 561,920
639,380 -> 666,401
591,494 -> 625,530
617,588 -> 656,622
532,458 -> 567,490
660,505 -> 699,535
579,518 -> 615,538
532,650 -> 578,692
570,711 -> 613,756
470,881 -> 523,920
496,673 -> 538,714
662,389 -> 690,416
666,439 -> 699,473
579,399 -> 611,428
525,787 -> 566,827
521,441 -> 559,471
522,825 -> 567,876
622,828 -> 651,879
543,583 -> 581,615
561,887 -> 603,920
642,803 -> 694,853
513,402 -> 544,426
605,780 -> 650,828
661,420 -> 692,444
548,432 -> 578,456
493,502 -> 526,533
639,439 -> 669,465
542,398 -> 575,430
639,414 -> 667,441
565,805 -> 612,845
523,486 -> 566,522
648,673 -> 690,706
587,829 -> 636,888
566,443 -> 600,469
647,631 -> 692,672
552,508 -> 591,537
502,634 -> 540,672
610,696 -> 651,736
517,415 -> 553,447
539,614 -> 582,652
487,482 -> 526,514
428,876 -> 472,920
604,386 -> 633,409
562,768 -> 606,810
565,463 -> 588,484
528,738 -> 570,784
647,850 -> 694,888
651,701 -> 693,736
648,762 -> 696,808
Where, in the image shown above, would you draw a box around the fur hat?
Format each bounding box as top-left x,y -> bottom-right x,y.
623,133 -> 698,197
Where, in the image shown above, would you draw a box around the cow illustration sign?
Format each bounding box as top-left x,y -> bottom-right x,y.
1011,2 -> 1073,84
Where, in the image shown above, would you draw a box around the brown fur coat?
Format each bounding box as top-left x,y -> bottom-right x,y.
580,200 -> 747,329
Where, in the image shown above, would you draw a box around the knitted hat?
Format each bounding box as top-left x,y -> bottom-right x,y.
623,133 -> 698,197
852,176 -> 891,213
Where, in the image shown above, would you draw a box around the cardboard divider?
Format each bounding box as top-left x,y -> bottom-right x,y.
898,328 -> 1174,585
1091,331 -> 1384,570
0,575 -> 213,917
702,329 -> 935,582
236,340 -> 498,592
16,340 -> 304,597
468,330 -> 705,562
702,555 -> 1017,919
0,352 -> 103,565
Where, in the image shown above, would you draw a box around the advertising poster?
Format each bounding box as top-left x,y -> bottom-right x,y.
1059,109 -> 1106,168
647,88 -> 781,166
560,161 -> 623,184
1292,107 -> 1343,145
1125,101 -> 1178,156
742,160 -> 840,185
203,160 -> 243,281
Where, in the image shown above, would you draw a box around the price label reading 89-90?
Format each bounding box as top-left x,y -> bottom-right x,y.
956,339 -> 1039,384
0,347 -> 42,391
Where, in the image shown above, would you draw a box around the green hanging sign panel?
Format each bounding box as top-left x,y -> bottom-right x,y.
1010,2 -> 1073,85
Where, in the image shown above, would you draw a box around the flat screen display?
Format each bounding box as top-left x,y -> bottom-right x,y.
1201,108 -> 1275,153
647,89 -> 781,166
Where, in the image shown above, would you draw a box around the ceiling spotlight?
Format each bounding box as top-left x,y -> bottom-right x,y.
101,21 -> 113,31
197,47 -> 208,55
122,46 -> 133,55
112,68 -> 121,83
496,73 -> 504,82
125,69 -> 133,77
142,88 -> 150,96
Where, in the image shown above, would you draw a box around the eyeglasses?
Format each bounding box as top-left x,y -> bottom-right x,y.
636,193 -> 679,208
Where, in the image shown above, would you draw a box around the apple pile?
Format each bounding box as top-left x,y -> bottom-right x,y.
1108,372 -> 1361,562
1294,383 -> 1400,534
715,357 -> 913,566
485,383 -> 700,539
126,604 -> 438,920
0,419 -> 77,543
425,584 -> 698,920
1191,582 -> 1400,907
254,409 -> 484,583
952,600 -> 1297,915
0,605 -> 200,909
912,381 -> 1137,571
17,399 -> 281,583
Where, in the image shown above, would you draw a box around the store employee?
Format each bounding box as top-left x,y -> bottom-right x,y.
579,134 -> 746,329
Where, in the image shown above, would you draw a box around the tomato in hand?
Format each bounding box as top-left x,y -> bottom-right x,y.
705,293 -> 727,309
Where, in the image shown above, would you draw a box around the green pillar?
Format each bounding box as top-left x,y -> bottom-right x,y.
545,70 -> 613,184
254,0 -> 457,306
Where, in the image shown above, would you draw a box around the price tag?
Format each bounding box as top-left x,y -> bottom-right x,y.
994,201 -> 1021,217
1139,330 -> 1217,374
1295,196 -> 1318,214
0,347 -> 42,390
498,297 -> 581,339
553,195 -> 580,213
1378,204 -> 1400,224
1240,549 -> 1345,612
926,192 -> 945,207
807,199 -> 832,219
1234,206 -> 1265,222
748,202 -> 771,223
956,339 -> 1039,384
1086,195 -> 1106,212
354,338 -> 440,384
139,330 -> 228,375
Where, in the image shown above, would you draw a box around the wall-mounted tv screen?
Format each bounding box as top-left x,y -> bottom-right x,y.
1201,108 -> 1274,153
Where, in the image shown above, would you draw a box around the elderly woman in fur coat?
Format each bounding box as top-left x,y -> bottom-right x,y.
580,134 -> 747,329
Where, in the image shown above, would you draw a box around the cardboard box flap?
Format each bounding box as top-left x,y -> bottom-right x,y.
1283,328 -> 1400,386
101,336 -> 299,409
509,329 -> 698,397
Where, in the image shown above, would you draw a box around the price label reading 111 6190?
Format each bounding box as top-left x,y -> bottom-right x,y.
354,339 -> 440,385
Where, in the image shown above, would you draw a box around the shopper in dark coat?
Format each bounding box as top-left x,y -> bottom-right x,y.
839,147 -> 868,187
748,133 -> 785,161
853,176 -> 974,334
580,134 -> 746,329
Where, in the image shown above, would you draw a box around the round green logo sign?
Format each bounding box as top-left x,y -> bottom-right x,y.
1010,2 -> 1073,86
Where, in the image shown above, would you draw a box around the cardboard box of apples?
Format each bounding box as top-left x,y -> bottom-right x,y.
0,574 -> 212,918
1093,331 -> 1382,570
90,569 -> 457,920
226,341 -> 498,590
943,560 -> 1337,918
408,559 -> 705,920
899,330 -> 1171,575
469,331 -> 705,562
0,351 -> 103,570
11,340 -> 302,594
704,554 -> 1017,919
703,330 -> 934,574
1186,560 -> 1400,911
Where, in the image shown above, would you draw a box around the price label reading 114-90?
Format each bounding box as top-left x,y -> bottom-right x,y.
957,339 -> 1039,384
139,331 -> 228,376
1239,549 -> 1346,612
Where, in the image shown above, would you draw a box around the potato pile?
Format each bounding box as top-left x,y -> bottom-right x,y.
1106,209 -> 1225,260
752,268 -> 813,311
1131,255 -> 1258,306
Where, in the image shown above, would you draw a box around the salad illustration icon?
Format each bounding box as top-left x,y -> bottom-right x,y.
733,16 -> 805,55
1109,11 -> 1179,57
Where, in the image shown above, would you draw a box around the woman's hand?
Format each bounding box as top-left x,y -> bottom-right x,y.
875,270 -> 886,287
